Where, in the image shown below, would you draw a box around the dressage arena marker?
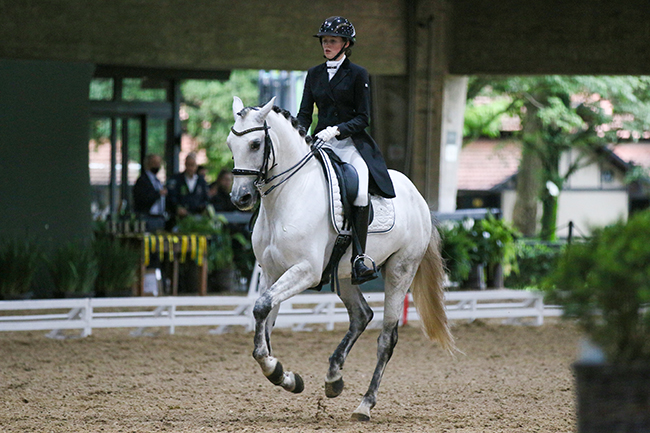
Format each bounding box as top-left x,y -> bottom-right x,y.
0,289 -> 561,338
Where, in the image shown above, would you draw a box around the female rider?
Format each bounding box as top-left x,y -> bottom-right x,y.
297,16 -> 396,285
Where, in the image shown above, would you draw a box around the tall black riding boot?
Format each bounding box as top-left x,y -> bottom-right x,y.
350,204 -> 377,285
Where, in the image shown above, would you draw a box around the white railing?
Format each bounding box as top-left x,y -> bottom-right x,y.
0,289 -> 561,338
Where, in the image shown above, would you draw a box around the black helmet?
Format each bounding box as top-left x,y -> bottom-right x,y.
314,16 -> 356,46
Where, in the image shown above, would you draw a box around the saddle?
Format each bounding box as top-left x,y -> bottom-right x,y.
312,147 -> 395,293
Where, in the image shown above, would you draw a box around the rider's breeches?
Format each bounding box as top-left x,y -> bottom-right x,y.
324,137 -> 369,207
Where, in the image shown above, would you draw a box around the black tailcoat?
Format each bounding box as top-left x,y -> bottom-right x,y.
133,172 -> 162,214
166,173 -> 209,216
297,58 -> 396,198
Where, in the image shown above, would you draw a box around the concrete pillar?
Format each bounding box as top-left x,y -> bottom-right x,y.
438,75 -> 468,212
370,75 -> 409,173
407,0 -> 467,211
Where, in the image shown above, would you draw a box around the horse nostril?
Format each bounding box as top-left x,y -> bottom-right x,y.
240,193 -> 253,204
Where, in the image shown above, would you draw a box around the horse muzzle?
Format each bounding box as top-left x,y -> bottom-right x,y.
231,179 -> 260,211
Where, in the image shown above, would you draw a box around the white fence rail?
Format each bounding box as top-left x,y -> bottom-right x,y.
0,289 -> 561,338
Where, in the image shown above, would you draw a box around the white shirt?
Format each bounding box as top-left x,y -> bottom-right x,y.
326,55 -> 346,81
185,174 -> 198,193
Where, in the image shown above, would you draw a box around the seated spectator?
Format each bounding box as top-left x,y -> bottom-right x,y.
209,168 -> 238,212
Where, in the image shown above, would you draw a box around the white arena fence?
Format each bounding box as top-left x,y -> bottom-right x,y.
0,289 -> 562,338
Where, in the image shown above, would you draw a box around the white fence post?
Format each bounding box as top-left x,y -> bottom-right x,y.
82,297 -> 92,337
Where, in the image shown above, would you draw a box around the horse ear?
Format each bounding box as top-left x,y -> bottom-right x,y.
256,97 -> 276,122
233,96 -> 245,118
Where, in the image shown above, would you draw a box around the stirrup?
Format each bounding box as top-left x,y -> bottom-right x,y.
351,254 -> 378,285
353,254 -> 377,272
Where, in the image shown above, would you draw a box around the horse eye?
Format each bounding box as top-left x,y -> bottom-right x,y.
250,140 -> 261,150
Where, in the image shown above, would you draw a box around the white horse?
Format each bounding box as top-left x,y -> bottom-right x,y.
227,96 -> 454,421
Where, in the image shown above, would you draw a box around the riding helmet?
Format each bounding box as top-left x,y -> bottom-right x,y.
314,16 -> 356,45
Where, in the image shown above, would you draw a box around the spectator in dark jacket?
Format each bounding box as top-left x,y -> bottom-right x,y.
166,153 -> 209,227
133,154 -> 167,232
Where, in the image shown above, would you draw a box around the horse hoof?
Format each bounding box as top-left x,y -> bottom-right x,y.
291,373 -> 304,394
325,377 -> 344,398
350,412 -> 370,422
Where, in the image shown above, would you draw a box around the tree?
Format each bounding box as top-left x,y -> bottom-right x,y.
88,71 -> 260,179
466,75 -> 650,240
181,70 -> 259,178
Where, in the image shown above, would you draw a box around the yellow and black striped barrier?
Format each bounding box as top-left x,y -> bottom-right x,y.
142,234 -> 208,267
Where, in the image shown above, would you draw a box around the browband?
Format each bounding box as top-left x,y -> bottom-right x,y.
230,125 -> 270,136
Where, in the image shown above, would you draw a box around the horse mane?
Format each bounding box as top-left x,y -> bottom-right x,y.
238,104 -> 313,145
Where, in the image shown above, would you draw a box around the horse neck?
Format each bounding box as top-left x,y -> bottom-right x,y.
266,113 -> 311,173
260,114 -> 322,210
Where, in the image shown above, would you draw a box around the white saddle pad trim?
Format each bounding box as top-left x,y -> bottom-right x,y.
317,148 -> 395,235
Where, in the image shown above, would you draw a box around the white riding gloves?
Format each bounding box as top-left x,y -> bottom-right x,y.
316,126 -> 340,142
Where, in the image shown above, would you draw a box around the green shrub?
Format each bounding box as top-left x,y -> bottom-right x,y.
93,236 -> 140,296
469,213 -> 520,276
438,221 -> 475,284
505,241 -> 563,289
542,210 -> 650,363
0,238 -> 40,299
438,214 -> 519,287
175,214 -> 253,275
48,242 -> 98,297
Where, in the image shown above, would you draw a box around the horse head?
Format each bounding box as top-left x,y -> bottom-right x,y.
228,96 -> 276,211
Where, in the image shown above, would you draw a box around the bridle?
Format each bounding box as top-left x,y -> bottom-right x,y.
230,122 -> 276,181
230,121 -> 323,196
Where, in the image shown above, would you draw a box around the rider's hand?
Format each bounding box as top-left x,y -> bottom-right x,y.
316,126 -> 340,142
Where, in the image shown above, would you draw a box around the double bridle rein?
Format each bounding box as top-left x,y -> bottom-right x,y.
230,121 -> 322,196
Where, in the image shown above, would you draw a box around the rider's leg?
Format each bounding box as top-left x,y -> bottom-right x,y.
350,203 -> 377,284
327,138 -> 377,285
345,151 -> 377,285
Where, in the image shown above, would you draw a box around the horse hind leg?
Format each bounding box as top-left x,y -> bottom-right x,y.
351,260 -> 417,421
325,280 -> 374,399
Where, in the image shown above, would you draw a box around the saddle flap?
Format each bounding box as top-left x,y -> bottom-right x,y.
315,147 -> 394,235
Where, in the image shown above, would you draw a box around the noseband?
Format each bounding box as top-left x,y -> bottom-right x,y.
231,120 -> 323,196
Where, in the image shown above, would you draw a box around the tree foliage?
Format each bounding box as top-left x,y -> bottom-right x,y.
88,71 -> 260,180
181,70 -> 259,179
466,75 -> 650,239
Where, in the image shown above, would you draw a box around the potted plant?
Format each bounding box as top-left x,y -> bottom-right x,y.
469,213 -> 519,288
175,214 -> 252,292
93,236 -> 140,297
438,220 -> 475,288
0,237 -> 40,300
48,241 -> 98,298
542,210 -> 650,432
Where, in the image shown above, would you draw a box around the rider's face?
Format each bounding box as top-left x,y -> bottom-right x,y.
321,36 -> 348,60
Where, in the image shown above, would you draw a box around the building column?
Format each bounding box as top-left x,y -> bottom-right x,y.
407,0 -> 467,212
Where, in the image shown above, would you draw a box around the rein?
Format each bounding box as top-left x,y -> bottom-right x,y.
231,121 -> 323,196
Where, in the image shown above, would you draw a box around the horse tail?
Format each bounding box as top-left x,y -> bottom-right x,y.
411,227 -> 456,354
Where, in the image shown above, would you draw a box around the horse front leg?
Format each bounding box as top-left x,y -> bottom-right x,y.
325,280 -> 374,399
252,261 -> 319,394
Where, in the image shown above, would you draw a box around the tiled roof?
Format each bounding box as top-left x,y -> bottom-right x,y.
610,141 -> 650,169
458,139 -> 650,192
457,139 -> 521,191
89,135 -> 207,185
